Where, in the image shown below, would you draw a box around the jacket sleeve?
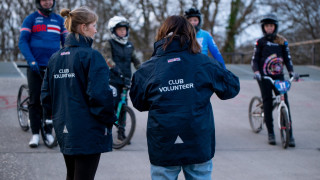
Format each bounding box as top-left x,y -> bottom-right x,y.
40,65 -> 52,119
207,33 -> 226,69
282,41 -> 294,73
205,60 -> 240,100
86,50 -> 116,124
129,61 -> 153,111
131,50 -> 141,69
60,17 -> 68,47
101,40 -> 115,68
251,39 -> 261,73
18,15 -> 35,63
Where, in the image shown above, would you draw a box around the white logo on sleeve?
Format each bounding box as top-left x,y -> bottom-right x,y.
63,125 -> 68,133
174,135 -> 184,144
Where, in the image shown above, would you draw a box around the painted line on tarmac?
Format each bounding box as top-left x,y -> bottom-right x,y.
12,61 -> 26,79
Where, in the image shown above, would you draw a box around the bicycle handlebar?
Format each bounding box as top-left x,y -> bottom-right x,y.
262,74 -> 310,84
17,64 -> 29,68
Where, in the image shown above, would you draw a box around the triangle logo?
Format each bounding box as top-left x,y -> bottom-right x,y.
174,135 -> 184,144
63,125 -> 68,133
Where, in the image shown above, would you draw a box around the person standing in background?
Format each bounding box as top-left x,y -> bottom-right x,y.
18,0 -> 67,148
185,7 -> 226,68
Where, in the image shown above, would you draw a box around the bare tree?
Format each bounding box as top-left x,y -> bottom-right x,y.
222,0 -> 257,54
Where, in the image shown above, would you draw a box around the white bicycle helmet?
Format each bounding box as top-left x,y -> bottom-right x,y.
107,16 -> 130,44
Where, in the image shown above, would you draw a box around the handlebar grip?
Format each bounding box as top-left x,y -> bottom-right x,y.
299,74 -> 309,77
17,64 -> 29,68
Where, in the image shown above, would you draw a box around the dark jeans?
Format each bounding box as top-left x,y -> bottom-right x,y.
258,79 -> 293,136
27,67 -> 46,134
63,153 -> 101,180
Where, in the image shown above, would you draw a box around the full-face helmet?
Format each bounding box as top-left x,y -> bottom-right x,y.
107,16 -> 130,44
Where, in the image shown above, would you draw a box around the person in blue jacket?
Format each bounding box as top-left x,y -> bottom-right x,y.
41,7 -> 116,180
18,0 -> 67,148
185,7 -> 226,68
130,15 -> 240,180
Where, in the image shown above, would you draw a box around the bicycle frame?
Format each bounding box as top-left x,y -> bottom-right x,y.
115,88 -> 128,125
263,76 -> 292,130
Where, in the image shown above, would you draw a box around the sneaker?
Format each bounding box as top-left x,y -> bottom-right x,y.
29,134 -> 40,148
268,133 -> 276,145
46,134 -> 55,145
289,137 -> 296,147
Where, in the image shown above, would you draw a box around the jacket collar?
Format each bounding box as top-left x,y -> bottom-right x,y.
152,36 -> 189,56
65,33 -> 93,48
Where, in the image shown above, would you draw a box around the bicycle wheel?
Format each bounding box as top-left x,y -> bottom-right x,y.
40,118 -> 58,148
17,84 -> 30,131
112,105 -> 136,149
280,107 -> 290,149
249,96 -> 264,133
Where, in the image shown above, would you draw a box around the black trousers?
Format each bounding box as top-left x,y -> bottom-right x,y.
110,83 -> 127,132
258,79 -> 293,136
27,68 -> 45,134
63,153 -> 101,180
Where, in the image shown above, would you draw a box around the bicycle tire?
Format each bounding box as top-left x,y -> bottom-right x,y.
17,84 -> 30,131
280,107 -> 290,149
40,118 -> 58,148
248,96 -> 264,133
112,105 -> 136,149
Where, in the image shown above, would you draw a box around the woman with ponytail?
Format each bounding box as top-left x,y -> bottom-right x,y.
41,7 -> 116,180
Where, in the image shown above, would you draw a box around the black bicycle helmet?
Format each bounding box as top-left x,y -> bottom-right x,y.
184,7 -> 202,32
35,0 -> 55,16
260,13 -> 278,40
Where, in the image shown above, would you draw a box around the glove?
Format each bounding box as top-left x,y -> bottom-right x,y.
28,61 -> 40,74
290,72 -> 299,81
254,71 -> 261,81
110,66 -> 123,77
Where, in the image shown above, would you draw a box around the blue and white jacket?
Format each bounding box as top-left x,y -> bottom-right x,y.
19,10 -> 67,66
196,29 -> 226,68
130,37 -> 240,166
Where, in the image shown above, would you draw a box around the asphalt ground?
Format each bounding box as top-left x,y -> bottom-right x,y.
0,62 -> 320,180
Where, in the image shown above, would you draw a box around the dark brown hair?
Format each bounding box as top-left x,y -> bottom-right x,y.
155,15 -> 200,54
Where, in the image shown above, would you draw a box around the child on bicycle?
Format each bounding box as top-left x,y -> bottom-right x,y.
18,0 -> 67,148
251,13 -> 299,147
102,16 -> 141,141
184,7 -> 226,68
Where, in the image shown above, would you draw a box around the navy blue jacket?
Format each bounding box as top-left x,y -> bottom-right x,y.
130,37 -> 240,166
41,33 -> 116,155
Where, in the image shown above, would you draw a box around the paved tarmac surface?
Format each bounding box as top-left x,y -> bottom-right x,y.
0,62 -> 320,180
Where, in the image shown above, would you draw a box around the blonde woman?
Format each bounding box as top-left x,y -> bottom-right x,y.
41,7 -> 116,180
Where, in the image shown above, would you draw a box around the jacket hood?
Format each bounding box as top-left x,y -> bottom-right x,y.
152,36 -> 189,56
65,33 -> 93,48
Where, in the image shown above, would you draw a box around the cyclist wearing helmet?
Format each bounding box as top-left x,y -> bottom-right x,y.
102,16 -> 141,141
18,0 -> 67,148
251,13 -> 298,147
185,7 -> 226,68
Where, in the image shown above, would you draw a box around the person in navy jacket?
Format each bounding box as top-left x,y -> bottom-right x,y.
130,15 -> 240,179
41,7 -> 116,180
18,0 -> 67,148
